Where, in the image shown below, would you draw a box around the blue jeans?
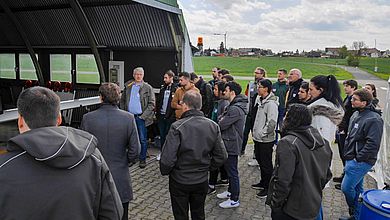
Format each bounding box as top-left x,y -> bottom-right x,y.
135,116 -> 148,161
341,159 -> 372,219
157,116 -> 174,148
224,155 -> 240,202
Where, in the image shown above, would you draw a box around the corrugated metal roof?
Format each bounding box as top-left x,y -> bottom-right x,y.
14,9 -> 87,46
0,13 -> 24,46
0,2 -> 177,48
84,4 -> 175,48
4,0 -> 68,9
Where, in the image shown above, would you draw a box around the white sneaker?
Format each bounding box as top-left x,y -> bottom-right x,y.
247,159 -> 259,166
219,199 -> 240,208
217,191 -> 231,199
156,153 -> 161,161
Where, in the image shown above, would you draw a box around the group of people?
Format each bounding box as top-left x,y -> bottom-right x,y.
0,65 -> 384,220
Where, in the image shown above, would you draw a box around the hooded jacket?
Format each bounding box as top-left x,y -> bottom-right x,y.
308,97 -> 344,143
0,127 -> 123,220
343,105 -> 383,166
266,126 -> 332,220
252,93 -> 279,143
218,94 -> 248,155
160,109 -> 227,185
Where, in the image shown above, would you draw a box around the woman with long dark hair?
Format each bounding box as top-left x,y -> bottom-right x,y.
266,104 -> 332,220
308,75 -> 344,143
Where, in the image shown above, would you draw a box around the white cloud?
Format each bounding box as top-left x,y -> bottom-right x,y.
180,0 -> 390,51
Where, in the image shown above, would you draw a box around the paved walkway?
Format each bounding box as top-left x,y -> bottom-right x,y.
127,144 -> 376,219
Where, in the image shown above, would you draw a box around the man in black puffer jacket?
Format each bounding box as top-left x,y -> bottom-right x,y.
340,89 -> 383,220
266,104 -> 332,220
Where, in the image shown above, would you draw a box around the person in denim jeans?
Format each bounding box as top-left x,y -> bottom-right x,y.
340,89 -> 383,220
120,67 -> 155,168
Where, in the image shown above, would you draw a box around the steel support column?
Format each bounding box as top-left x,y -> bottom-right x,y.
0,1 -> 44,85
69,0 -> 105,83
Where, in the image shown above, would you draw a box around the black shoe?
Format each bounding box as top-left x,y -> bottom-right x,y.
207,186 -> 216,195
333,175 -> 344,183
251,182 -> 264,190
215,179 -> 229,187
139,160 -> 146,168
256,189 -> 268,199
335,183 -> 341,190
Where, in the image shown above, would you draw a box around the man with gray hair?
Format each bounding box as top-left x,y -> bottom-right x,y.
160,90 -> 227,220
120,67 -> 155,168
0,87 -> 123,220
285,68 -> 304,107
81,82 -> 140,220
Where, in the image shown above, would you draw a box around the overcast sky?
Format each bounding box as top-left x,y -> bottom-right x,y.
178,0 -> 390,52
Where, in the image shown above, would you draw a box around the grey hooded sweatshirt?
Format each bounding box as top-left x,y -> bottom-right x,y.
266,126 -> 332,220
0,126 -> 123,220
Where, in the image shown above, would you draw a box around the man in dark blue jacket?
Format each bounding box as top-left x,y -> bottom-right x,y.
217,81 -> 248,208
340,89 -> 383,220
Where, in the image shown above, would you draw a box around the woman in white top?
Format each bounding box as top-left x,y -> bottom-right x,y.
308,75 -> 344,143
308,75 -> 344,220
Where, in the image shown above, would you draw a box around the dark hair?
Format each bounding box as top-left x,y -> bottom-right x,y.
183,90 -> 202,110
215,81 -> 226,94
353,89 -> 373,106
99,83 -> 121,105
221,74 -> 234,82
17,86 -> 60,129
282,104 -> 312,134
218,69 -> 230,76
310,75 -> 343,107
190,72 -> 198,81
178,72 -> 191,79
278,69 -> 287,74
259,79 -> 273,93
300,81 -> 309,92
165,70 -> 175,78
343,80 -> 358,90
225,81 -> 242,95
365,83 -> 377,98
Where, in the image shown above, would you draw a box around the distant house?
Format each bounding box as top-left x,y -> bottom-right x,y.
361,48 -> 381,57
382,50 -> 390,58
325,47 -> 341,58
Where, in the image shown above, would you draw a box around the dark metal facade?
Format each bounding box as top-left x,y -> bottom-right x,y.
0,1 -> 178,49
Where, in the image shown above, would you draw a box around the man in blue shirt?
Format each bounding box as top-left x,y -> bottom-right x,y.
120,67 -> 155,168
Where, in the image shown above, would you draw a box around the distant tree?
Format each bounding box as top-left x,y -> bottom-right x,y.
339,45 -> 348,59
352,41 -> 366,56
219,42 -> 225,54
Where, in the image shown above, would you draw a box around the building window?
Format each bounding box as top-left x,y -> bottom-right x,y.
76,54 -> 99,84
20,53 -> 38,80
50,54 -> 71,82
0,54 -> 16,79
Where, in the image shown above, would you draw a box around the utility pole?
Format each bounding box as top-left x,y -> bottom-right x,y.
375,39 -> 378,72
213,32 -> 227,54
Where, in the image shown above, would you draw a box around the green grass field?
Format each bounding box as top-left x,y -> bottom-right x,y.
194,56 -> 354,80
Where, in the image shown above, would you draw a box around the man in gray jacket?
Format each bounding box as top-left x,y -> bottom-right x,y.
160,90 -> 227,220
81,83 -> 140,220
120,67 -> 155,168
0,87 -> 123,220
217,81 -> 248,208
